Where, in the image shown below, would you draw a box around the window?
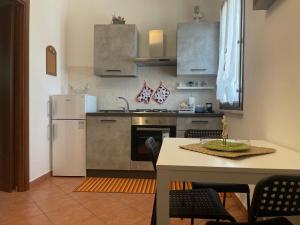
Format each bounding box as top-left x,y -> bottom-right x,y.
217,0 -> 245,110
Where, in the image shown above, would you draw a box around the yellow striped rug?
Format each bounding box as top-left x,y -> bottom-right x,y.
74,177 -> 192,194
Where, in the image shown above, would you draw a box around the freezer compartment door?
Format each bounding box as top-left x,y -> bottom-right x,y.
52,120 -> 86,176
51,95 -> 86,119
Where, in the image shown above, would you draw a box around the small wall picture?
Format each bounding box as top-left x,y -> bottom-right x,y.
46,46 -> 57,76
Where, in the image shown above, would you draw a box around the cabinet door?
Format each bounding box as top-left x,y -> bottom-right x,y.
87,116 -> 131,170
177,22 -> 219,76
94,24 -> 138,77
52,120 -> 86,176
177,117 -> 222,131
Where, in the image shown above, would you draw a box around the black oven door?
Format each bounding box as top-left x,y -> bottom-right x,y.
131,126 -> 176,161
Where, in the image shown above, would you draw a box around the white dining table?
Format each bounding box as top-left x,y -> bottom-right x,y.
156,138 -> 300,225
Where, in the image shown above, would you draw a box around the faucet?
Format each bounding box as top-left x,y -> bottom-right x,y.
116,97 -> 130,112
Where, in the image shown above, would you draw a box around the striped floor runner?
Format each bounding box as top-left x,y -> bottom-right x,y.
74,177 -> 192,194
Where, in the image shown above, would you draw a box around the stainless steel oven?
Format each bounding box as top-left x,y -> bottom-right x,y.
131,117 -> 176,161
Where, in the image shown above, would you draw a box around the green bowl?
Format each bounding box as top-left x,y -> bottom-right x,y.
202,140 -> 250,152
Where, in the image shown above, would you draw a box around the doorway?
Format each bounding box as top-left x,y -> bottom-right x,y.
0,0 -> 29,192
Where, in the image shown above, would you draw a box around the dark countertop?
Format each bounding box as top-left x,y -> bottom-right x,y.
86,111 -> 223,118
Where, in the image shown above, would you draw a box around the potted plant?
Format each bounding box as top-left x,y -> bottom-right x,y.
112,14 -> 126,24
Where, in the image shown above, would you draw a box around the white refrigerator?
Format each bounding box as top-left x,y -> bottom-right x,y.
50,95 -> 97,176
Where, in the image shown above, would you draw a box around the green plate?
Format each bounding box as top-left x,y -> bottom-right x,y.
202,140 -> 250,152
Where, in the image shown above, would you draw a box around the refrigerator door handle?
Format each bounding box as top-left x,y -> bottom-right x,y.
47,100 -> 51,117
47,124 -> 51,140
52,123 -> 55,141
51,99 -> 56,118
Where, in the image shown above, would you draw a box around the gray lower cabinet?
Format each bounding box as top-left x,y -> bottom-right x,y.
130,161 -> 153,171
94,24 -> 138,77
176,117 -> 222,137
87,116 -> 131,170
177,22 -> 219,76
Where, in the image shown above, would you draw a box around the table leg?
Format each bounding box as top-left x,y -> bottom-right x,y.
157,170 -> 170,225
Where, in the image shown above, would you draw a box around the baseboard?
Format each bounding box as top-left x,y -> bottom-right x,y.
233,193 -> 248,216
86,170 -> 156,179
30,171 -> 52,188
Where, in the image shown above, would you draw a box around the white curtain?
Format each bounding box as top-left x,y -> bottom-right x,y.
216,0 -> 242,104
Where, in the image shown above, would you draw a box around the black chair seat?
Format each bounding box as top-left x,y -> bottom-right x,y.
192,182 -> 250,193
146,137 -> 237,225
170,189 -> 236,222
206,217 -> 293,225
184,129 -> 251,212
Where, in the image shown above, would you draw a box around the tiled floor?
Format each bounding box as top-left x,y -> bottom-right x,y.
0,177 -> 247,225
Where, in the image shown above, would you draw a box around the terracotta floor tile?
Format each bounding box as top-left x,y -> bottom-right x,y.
69,192 -> 114,206
117,193 -> 154,206
126,196 -> 155,216
0,197 -> 34,211
57,182 -> 83,194
49,177 -> 85,186
30,179 -> 58,191
0,191 -> 32,203
132,217 -> 152,225
0,201 -> 44,224
71,216 -> 107,225
28,187 -> 67,202
34,195 -> 79,213
104,205 -> 147,225
3,214 -> 53,225
0,177 -> 248,225
46,205 -> 93,225
83,199 -> 126,221
171,218 -> 193,225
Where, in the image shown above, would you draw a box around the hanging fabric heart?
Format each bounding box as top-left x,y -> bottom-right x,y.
152,81 -> 170,104
136,81 -> 154,104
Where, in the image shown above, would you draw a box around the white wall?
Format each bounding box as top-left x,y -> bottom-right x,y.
228,1 -> 300,221
66,0 -> 223,110
29,0 -> 68,181
228,0 -> 300,152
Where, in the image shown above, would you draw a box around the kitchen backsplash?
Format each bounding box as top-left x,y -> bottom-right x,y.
68,66 -> 219,111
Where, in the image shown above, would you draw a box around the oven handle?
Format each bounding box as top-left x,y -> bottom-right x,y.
136,127 -> 170,132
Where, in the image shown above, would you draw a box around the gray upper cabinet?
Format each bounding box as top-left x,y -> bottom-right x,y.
177,22 -> 219,76
94,24 -> 138,77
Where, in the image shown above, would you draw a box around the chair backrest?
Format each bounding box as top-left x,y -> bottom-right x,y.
145,137 -> 160,172
184,129 -> 223,139
249,175 -> 300,224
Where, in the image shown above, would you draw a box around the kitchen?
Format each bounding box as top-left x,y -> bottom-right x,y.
51,0 -> 225,177
1,0 -> 300,225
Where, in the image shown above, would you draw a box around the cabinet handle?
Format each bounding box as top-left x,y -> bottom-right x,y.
106,69 -> 122,72
100,119 -> 117,123
190,69 -> 207,72
191,120 -> 209,124
137,128 -> 170,132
